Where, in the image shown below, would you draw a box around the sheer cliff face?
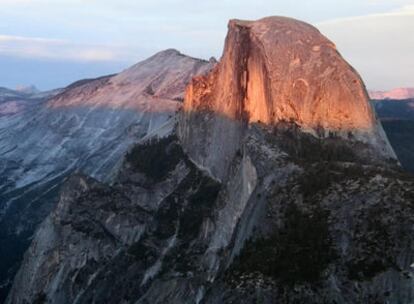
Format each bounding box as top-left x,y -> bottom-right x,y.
8,17 -> 414,304
8,134 -> 414,304
184,17 -> 378,129
180,17 -> 395,179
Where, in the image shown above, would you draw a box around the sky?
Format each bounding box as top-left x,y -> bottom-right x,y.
0,0 -> 413,91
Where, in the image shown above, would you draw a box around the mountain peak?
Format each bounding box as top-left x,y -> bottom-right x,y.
142,48 -> 208,64
229,16 -> 320,31
187,16 -> 374,131
48,49 -> 215,111
14,84 -> 39,95
150,48 -> 182,58
180,16 -> 396,179
183,15 -> 392,136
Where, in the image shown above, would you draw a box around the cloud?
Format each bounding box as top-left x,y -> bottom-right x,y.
317,3 -> 414,24
1,0 -> 413,90
316,5 -> 414,90
0,0 -> 78,5
0,34 -> 129,62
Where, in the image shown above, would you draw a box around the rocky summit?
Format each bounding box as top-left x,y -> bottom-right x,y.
180,16 -> 395,180
6,17 -> 414,304
0,49 -> 214,302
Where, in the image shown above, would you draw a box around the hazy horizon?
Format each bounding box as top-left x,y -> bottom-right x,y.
0,0 -> 413,91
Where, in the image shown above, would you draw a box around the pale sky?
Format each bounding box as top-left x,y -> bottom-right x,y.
0,0 -> 413,90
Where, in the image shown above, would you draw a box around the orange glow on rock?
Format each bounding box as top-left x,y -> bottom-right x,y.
183,17 -> 377,133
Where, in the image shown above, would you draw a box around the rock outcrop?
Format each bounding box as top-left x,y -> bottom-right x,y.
0,50 -> 214,302
8,132 -> 414,304
180,17 -> 395,180
7,17 -> 414,304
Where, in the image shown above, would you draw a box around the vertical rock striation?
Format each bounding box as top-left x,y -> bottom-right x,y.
180,17 -> 395,180
7,17 -> 414,304
0,49 -> 214,302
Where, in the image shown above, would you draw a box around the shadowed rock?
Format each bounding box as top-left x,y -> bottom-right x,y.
180,16 -> 395,180
7,17 -> 414,304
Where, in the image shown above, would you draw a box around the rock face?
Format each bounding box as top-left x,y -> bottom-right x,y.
7,136 -> 224,304
0,50 -> 213,302
180,17 -> 394,179
7,17 -> 414,304
8,134 -> 414,304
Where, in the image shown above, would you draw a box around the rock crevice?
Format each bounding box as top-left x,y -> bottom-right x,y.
180,16 -> 396,181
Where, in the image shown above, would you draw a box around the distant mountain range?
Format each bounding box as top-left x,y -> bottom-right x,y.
5,16 -> 414,304
1,17 -> 414,304
369,87 -> 414,100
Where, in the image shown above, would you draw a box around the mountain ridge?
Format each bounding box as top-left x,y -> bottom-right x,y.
7,16 -> 414,304
370,87 -> 414,100
0,49 -> 214,302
